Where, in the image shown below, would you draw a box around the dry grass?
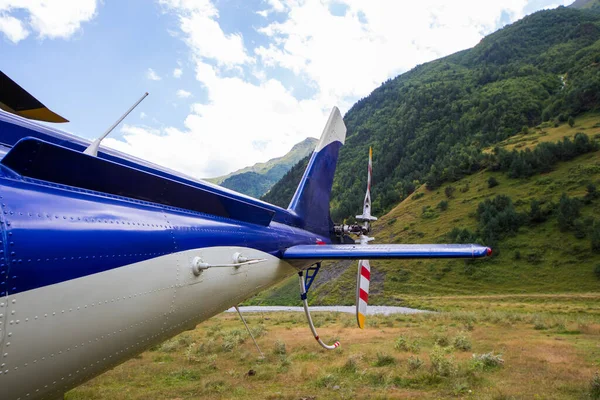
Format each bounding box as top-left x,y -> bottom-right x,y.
483,113 -> 600,153
67,304 -> 600,399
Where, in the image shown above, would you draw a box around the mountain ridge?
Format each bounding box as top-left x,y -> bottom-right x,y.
208,137 -> 317,184
209,137 -> 317,198
263,6 -> 600,220
253,5 -> 600,305
570,0 -> 600,9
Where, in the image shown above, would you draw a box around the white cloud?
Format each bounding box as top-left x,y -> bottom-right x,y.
176,89 -> 192,98
0,14 -> 29,43
257,0 -> 287,17
173,68 -> 183,78
140,112 -> 147,119
0,0 -> 97,41
106,0 -> 567,179
159,0 -> 251,67
146,68 -> 161,81
108,58 -> 328,177
267,0 -> 286,12
255,0 -> 537,108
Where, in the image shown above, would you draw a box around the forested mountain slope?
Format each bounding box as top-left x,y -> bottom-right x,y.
209,137 -> 316,198
254,6 -> 600,306
334,6 -> 600,221
570,0 -> 600,9
263,7 -> 600,216
251,115 -> 600,306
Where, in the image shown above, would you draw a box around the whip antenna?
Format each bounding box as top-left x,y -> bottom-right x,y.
84,92 -> 149,157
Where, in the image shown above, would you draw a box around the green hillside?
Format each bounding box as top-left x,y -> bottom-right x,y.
251,115 -> 600,306
208,137 -> 316,198
252,5 -> 600,306
329,6 -> 600,222
570,0 -> 600,10
260,155 -> 310,206
260,7 -> 600,216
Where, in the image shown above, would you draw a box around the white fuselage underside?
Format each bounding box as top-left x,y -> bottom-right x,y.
1,246 -> 296,400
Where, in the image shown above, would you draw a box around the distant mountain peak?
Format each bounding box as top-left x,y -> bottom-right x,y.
209,137 -> 317,198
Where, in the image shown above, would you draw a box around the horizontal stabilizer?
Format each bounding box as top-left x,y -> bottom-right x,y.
282,244 -> 491,260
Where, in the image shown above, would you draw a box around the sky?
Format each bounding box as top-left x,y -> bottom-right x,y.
0,0 -> 572,179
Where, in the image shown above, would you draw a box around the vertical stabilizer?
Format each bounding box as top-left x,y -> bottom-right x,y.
289,107 -> 346,236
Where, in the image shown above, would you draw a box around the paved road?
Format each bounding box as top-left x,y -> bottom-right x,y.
226,305 -> 428,315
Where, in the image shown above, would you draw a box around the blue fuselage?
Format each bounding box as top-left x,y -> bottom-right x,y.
0,172 -> 327,297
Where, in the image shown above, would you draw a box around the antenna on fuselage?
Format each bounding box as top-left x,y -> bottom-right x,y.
84,92 -> 149,157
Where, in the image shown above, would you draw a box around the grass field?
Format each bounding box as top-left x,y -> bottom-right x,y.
66,116 -> 600,399
67,298 -> 600,399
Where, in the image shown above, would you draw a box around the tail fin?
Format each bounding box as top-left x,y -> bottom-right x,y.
288,107 -> 346,236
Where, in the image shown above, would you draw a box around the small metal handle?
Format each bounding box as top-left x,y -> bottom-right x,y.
191,256 -> 266,276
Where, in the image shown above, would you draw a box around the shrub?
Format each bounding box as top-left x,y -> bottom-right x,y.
528,199 -> 547,224
452,333 -> 472,351
534,319 -> 548,330
429,345 -> 456,377
207,354 -> 218,370
221,329 -> 246,352
273,340 -> 287,355
590,372 -> 600,400
394,335 -> 407,351
476,195 -> 523,243
407,356 -> 424,371
445,186 -> 456,199
557,194 -> 581,231
413,192 -> 425,200
341,357 -> 359,374
278,355 -> 291,372
585,184 -> 599,204
447,227 -> 479,244
574,219 -> 588,239
437,200 -> 449,211
471,352 -> 504,370
453,382 -> 471,396
487,176 -> 499,188
159,338 -> 181,353
592,222 -> 600,253
206,324 -> 222,337
394,335 -> 420,353
568,116 -> 575,128
433,333 -> 449,347
374,352 -> 396,367
422,205 -> 437,219
464,320 -> 475,331
486,133 -> 597,179
185,343 -> 202,363
315,373 -> 339,388
250,324 -> 267,338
